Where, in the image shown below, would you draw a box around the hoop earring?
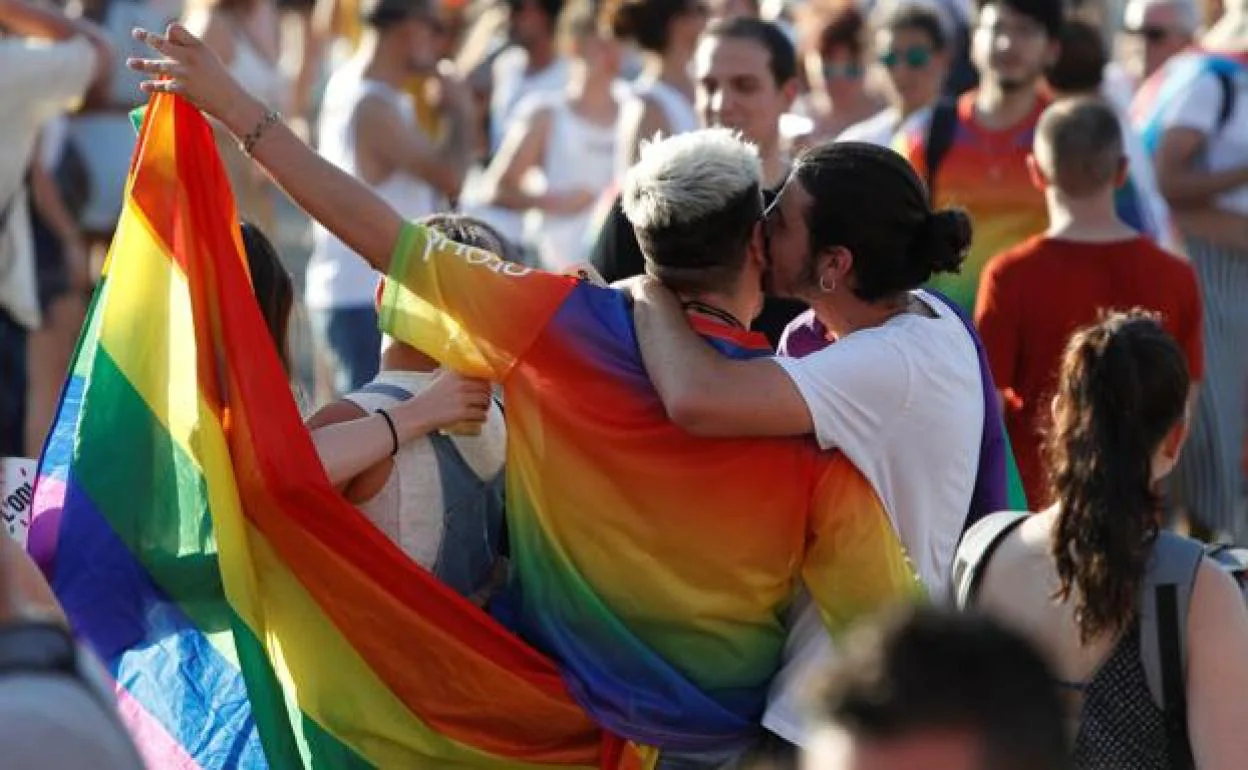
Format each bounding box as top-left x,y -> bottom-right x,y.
819,275 -> 836,294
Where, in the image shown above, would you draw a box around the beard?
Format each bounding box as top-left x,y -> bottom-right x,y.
994,65 -> 1044,93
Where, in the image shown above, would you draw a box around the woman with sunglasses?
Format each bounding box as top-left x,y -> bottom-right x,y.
792,1 -> 883,146
839,3 -> 951,148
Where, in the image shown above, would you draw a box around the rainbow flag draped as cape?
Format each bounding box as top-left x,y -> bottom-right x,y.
29,93 -> 630,769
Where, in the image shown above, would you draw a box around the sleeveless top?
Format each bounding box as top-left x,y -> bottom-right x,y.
225,15 -> 284,110
306,66 -> 440,310
532,99 -> 617,271
637,79 -> 699,136
615,79 -> 698,177
1072,624 -> 1177,769
342,370 -> 507,599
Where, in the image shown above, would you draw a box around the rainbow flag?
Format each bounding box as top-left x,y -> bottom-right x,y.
29,93 -> 627,769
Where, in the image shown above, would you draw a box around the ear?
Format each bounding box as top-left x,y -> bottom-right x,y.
827,245 -> 854,281
780,77 -> 800,111
1044,39 -> 1061,69
1026,154 -> 1048,191
1163,404 -> 1192,461
747,219 -> 768,269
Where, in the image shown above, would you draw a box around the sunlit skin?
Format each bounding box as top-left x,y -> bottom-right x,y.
803,726 -> 983,770
695,34 -> 795,185
972,4 -> 1054,92
875,26 -> 948,116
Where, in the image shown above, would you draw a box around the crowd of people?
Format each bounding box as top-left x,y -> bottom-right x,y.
2,0 -> 1248,767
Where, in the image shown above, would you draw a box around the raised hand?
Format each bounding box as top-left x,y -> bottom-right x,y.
127,23 -> 257,135
394,369 -> 493,436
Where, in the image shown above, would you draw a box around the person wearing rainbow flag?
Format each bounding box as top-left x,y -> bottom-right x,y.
128,22 -> 920,767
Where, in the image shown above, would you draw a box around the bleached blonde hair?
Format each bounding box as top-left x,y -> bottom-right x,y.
620,128 -> 763,230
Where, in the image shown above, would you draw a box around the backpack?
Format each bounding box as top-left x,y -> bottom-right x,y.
951,512 -> 1248,769
921,98 -> 959,203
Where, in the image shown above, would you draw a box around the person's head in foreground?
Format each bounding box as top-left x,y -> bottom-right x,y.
360,0 -> 445,72
804,605 -> 1070,770
621,127 -> 767,322
971,0 -> 1062,93
1045,310 -> 1190,643
1028,97 -> 1127,204
764,141 -> 970,310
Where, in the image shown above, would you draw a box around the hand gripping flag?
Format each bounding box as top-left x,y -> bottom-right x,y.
30,92 -> 636,769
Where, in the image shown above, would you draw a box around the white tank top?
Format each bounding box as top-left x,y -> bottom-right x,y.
306,67 -> 439,309
532,100 -> 617,271
341,370 -> 507,571
615,79 -> 698,177
228,31 -> 284,110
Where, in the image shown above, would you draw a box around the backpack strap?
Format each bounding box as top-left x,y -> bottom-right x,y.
1139,532 -> 1203,767
950,511 -> 1029,608
922,99 -> 959,202
1213,68 -> 1235,132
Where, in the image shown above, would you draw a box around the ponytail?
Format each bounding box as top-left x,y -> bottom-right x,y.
1044,312 -> 1189,643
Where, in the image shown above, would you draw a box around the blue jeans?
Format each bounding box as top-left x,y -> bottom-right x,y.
311,306 -> 381,397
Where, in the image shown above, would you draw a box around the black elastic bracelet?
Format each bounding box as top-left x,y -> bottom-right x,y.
376,408 -> 399,457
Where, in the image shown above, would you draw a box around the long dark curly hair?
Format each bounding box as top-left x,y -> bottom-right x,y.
1045,310 -> 1190,644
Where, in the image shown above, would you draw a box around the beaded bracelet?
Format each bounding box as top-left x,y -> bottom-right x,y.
239,109 -> 282,157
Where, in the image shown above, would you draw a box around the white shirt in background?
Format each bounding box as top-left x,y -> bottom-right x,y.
763,290 -> 984,744
0,36 -> 96,329
1159,65 -> 1248,216
838,105 -> 933,148
306,65 -> 439,311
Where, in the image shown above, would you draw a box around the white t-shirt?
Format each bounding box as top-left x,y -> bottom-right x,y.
1159,65 -> 1248,215
838,105 -> 933,148
763,290 -> 984,743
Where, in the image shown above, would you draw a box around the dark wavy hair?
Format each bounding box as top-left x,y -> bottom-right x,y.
1045,310 -> 1190,643
791,141 -> 970,302
606,0 -> 695,52
241,221 -> 294,375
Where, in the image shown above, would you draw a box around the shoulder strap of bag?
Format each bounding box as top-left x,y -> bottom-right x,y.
1139,532 -> 1203,768
1214,68 -> 1236,131
950,510 -> 1029,608
923,99 -> 959,202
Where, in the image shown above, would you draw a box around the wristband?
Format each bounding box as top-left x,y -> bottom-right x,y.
376,408 -> 399,457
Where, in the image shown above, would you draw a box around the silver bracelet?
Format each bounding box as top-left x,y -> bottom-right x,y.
239,109 -> 282,157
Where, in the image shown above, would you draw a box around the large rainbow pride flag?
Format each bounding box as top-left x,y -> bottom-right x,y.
28,92 -> 631,768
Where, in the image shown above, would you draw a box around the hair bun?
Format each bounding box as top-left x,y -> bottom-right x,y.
918,208 -> 972,275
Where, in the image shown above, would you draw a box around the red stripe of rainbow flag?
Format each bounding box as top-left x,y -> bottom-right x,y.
31,92 -> 637,768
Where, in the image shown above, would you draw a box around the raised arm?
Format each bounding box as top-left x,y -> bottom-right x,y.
0,0 -> 113,105
129,24 -> 403,273
630,277 -> 813,437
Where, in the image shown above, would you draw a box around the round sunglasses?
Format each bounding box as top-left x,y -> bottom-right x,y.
879,45 -> 933,70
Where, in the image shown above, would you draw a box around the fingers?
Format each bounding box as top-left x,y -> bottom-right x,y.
127,57 -> 183,77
